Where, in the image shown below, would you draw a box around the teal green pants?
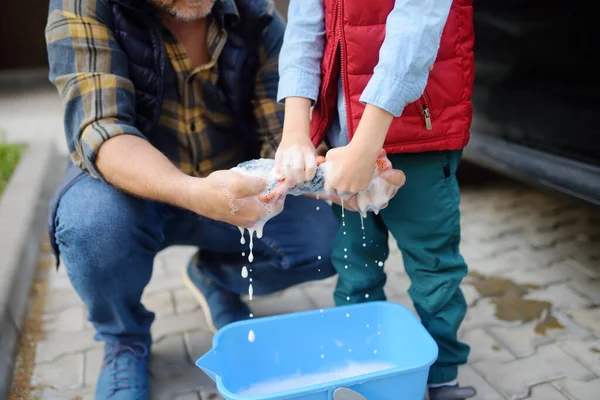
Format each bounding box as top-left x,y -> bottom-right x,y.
331,150 -> 470,384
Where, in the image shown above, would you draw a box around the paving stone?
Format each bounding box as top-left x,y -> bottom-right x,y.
184,330 -> 214,364
303,284 -> 335,309
246,287 -> 315,317
84,347 -> 104,387
526,383 -> 568,399
145,274 -> 187,294
143,289 -> 176,317
41,386 -> 95,400
151,310 -> 209,341
31,353 -> 84,391
559,339 -> 600,376
174,391 -> 201,400
157,246 -> 197,275
568,278 -> 600,304
385,271 -> 411,297
467,252 -> 527,275
151,334 -> 191,379
461,299 -> 515,332
560,258 -> 600,280
461,283 -> 480,307
471,345 -> 596,400
173,287 -> 201,314
553,378 -> 600,400
525,284 -> 590,310
462,329 -> 514,363
487,312 -> 592,358
498,263 -> 574,287
200,387 -> 224,400
35,331 -> 100,364
44,287 -> 83,314
457,365 -> 504,400
41,305 -> 85,333
566,307 -> 600,335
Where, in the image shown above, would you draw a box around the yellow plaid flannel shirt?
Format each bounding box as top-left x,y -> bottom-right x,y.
45,0 -> 284,179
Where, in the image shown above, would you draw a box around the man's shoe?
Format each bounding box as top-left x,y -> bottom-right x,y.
428,384 -> 477,400
96,341 -> 151,400
182,260 -> 252,333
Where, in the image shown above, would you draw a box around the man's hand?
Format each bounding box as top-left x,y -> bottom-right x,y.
186,170 -> 283,228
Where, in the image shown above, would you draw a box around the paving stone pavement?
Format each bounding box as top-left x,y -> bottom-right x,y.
7,175 -> 598,400
3,88 -> 600,399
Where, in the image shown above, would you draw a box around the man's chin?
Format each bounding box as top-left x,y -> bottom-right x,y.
153,0 -> 216,21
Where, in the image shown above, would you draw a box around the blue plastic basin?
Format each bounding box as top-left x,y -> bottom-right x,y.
196,301 -> 438,400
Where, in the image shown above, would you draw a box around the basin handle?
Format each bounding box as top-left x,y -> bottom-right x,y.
333,387 -> 368,400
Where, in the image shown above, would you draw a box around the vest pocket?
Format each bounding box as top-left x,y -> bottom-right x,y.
415,90 -> 433,131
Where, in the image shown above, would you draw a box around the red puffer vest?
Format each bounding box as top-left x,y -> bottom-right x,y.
310,0 -> 475,154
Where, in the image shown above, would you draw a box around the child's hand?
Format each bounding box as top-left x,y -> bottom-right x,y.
274,132 -> 318,186
324,142 -> 380,195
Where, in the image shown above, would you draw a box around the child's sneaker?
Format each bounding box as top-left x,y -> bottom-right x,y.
428,384 -> 476,400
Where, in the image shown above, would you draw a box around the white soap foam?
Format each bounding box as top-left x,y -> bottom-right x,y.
241,266 -> 249,279
248,330 -> 256,342
236,361 -> 396,396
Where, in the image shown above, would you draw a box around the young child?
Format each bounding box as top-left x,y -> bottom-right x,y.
275,1 -> 476,399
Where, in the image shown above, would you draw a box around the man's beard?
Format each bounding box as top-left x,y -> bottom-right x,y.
151,0 -> 217,21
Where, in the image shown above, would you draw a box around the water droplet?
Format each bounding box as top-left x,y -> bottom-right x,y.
242,252 -> 245,257
320,309 -> 324,313
320,345 -> 323,349
241,266 -> 248,278
318,269 -> 321,272
317,255 -> 322,260
343,231 -> 347,235
373,350 -> 378,355
344,255 -> 348,259
248,330 -> 256,342
316,206 -> 320,211
321,354 -> 325,359
366,324 -> 370,328
346,296 -> 350,301
365,263 -> 368,267
377,331 -> 381,335
344,248 -> 348,252
348,348 -> 352,352
249,278 -> 253,282
344,265 -> 348,269
378,261 -> 384,267
363,243 -> 366,247
365,294 -> 370,299
346,313 -> 351,318
249,313 -> 254,318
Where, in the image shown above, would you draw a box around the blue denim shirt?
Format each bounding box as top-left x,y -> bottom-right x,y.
277,0 -> 453,146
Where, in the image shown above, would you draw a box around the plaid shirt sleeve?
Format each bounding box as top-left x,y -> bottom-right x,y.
45,0 -> 147,180
252,9 -> 286,160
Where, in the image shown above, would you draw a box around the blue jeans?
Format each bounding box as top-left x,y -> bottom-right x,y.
53,174 -> 337,343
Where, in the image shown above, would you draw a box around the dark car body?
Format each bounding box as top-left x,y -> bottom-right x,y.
465,2 -> 600,205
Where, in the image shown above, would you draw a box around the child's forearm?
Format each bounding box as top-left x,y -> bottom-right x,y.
283,97 -> 313,136
351,104 -> 394,156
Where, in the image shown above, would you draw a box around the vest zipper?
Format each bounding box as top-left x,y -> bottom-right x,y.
416,91 -> 433,131
336,0 -> 353,138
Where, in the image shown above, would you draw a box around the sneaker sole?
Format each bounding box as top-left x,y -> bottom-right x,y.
181,267 -> 218,334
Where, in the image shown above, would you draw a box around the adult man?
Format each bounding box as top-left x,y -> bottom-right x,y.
45,0 -> 337,398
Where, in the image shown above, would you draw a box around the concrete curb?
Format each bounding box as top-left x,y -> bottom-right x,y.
0,141 -> 63,398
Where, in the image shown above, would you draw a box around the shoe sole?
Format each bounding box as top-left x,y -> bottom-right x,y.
181,267 -> 218,334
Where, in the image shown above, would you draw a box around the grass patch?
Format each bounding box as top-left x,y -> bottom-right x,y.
0,140 -> 25,196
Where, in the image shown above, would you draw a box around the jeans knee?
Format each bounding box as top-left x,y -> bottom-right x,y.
54,176 -> 162,276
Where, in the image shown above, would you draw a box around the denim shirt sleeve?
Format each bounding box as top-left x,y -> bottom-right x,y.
276,0 -> 325,104
360,0 -> 454,117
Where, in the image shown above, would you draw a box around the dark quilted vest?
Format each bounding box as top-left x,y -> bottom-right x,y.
47,0 -> 276,262
109,0 -> 273,140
